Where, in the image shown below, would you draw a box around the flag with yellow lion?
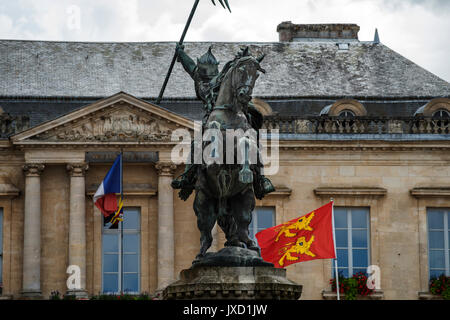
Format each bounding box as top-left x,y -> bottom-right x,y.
256,202 -> 336,268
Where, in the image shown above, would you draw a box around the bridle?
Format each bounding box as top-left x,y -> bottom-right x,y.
213,58 -> 257,111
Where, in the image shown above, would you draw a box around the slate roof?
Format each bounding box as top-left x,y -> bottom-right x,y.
1,40 -> 449,99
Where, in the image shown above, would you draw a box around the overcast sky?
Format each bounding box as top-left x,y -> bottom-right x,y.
0,0 -> 449,81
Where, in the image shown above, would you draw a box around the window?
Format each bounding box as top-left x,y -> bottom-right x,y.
427,209 -> 450,279
102,208 -> 140,293
250,207 -> 275,242
338,110 -> 356,118
333,207 -> 370,277
0,208 -> 3,287
432,109 -> 450,119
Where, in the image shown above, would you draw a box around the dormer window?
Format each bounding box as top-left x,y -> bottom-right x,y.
319,99 -> 367,117
338,109 -> 356,118
432,109 -> 450,119
414,99 -> 450,118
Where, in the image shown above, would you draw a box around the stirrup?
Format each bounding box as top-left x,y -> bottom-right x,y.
262,176 -> 275,194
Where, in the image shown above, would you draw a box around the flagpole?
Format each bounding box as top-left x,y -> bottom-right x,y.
120,149 -> 124,294
331,198 -> 340,300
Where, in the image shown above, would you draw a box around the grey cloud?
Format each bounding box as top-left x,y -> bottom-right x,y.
379,0 -> 450,12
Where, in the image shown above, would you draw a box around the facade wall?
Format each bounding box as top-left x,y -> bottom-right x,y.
269,147 -> 450,299
41,165 -> 70,296
0,145 -> 449,299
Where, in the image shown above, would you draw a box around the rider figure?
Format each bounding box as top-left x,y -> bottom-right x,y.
171,45 -> 275,200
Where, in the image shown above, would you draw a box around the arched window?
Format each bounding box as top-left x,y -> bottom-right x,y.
338,109 -> 356,118
432,109 -> 450,119
414,98 -> 450,117
319,99 -> 367,117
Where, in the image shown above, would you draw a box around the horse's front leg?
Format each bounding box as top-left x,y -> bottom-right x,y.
230,187 -> 259,253
193,189 -> 217,261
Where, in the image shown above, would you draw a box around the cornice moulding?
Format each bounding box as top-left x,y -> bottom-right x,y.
410,188 -> 450,198
314,187 -> 387,197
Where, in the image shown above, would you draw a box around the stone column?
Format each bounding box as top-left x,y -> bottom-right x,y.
66,163 -> 89,298
155,162 -> 177,291
22,163 -> 45,298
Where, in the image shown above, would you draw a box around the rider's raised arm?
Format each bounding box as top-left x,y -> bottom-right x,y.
176,44 -> 197,79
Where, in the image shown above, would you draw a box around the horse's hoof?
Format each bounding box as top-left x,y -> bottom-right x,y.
225,240 -> 246,248
248,246 -> 261,255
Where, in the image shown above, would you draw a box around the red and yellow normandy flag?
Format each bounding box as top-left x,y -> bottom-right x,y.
256,202 -> 336,268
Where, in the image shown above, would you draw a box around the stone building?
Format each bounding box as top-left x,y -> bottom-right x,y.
0,23 -> 449,300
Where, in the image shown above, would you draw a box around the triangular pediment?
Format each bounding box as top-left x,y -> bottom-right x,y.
11,92 -> 194,145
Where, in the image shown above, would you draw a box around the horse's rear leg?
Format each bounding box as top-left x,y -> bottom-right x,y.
217,214 -> 245,248
230,188 -> 259,252
193,190 -> 217,260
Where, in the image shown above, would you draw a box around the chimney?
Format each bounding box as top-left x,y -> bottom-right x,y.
277,22 -> 360,42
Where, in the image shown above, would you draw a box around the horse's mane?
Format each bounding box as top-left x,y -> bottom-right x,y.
214,56 -> 257,105
218,56 -> 254,85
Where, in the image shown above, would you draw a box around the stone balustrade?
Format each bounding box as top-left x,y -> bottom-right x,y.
2,114 -> 448,137
263,116 -> 450,135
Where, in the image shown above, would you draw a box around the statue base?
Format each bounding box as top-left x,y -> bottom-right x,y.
163,264 -> 302,300
192,246 -> 273,268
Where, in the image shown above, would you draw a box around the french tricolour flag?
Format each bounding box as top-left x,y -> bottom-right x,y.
94,154 -> 122,219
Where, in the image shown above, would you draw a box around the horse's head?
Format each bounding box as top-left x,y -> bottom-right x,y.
216,49 -> 266,108
230,53 -> 266,105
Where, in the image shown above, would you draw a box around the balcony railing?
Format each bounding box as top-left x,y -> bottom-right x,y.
0,115 -> 448,138
263,116 -> 450,135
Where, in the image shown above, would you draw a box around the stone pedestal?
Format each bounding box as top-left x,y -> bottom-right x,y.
164,265 -> 302,300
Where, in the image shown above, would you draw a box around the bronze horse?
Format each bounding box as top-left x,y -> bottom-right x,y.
193,53 -> 266,261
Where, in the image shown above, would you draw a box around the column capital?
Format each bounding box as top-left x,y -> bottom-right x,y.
155,162 -> 177,177
66,163 -> 89,177
23,164 -> 45,177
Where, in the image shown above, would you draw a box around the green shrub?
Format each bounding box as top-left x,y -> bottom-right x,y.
329,272 -> 374,300
430,275 -> 450,300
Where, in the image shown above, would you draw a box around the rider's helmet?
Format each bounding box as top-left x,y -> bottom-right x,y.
197,46 -> 219,81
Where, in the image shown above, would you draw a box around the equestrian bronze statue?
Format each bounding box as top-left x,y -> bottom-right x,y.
171,46 -> 275,262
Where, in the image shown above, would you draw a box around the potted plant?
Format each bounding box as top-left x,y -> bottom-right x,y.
429,275 -> 450,300
329,272 -> 375,300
